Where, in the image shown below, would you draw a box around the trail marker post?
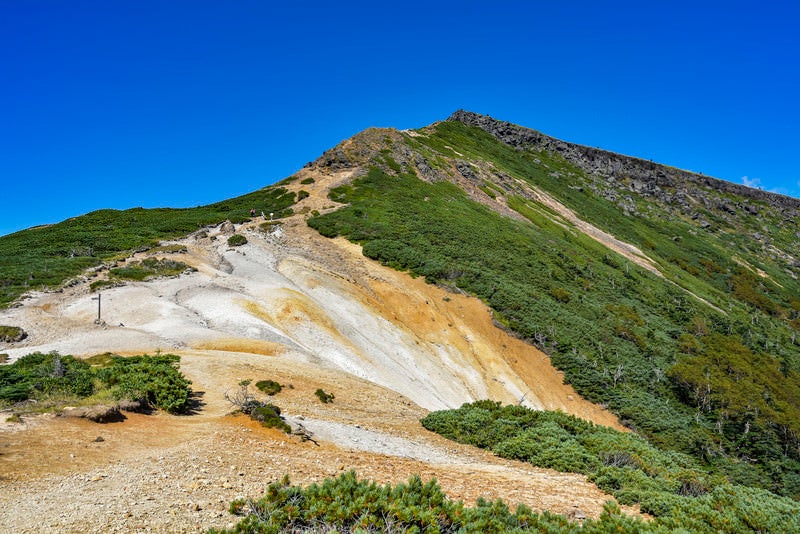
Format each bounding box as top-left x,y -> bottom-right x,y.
91,293 -> 102,324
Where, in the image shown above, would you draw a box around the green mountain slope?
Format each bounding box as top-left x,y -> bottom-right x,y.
307,111 -> 800,496
0,187 -> 296,308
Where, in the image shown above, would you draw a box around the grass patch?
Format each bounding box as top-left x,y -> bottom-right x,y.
0,325 -> 26,342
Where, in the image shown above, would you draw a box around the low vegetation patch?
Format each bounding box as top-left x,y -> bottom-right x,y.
422,401 -> 800,532
227,234 -> 247,247
213,471 -> 657,533
147,244 -> 187,254
225,380 -> 291,433
314,388 -> 334,403
107,257 -> 194,283
0,351 -> 193,414
255,379 -> 282,396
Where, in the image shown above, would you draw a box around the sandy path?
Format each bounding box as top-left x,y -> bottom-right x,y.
0,349 -> 639,532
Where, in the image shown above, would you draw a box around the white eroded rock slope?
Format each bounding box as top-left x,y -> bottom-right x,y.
0,214 -> 619,424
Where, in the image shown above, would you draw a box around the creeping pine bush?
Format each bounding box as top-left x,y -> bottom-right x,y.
0,351 -> 193,414
421,401 -> 800,533
225,379 -> 291,433
212,471 -> 659,534
0,351 -> 94,403
96,354 -> 192,413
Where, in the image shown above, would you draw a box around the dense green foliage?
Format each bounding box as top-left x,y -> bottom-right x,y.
0,351 -> 192,413
0,352 -> 94,403
0,186 -> 296,308
96,354 -> 193,413
213,471 -> 660,534
227,234 -> 248,247
255,379 -> 282,396
421,401 -> 800,532
248,402 -> 291,433
307,120 -> 800,495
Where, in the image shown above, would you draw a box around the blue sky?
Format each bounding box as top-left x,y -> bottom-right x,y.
2,1 -> 799,236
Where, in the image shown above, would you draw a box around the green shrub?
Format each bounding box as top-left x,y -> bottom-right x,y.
314,388 -> 334,403
227,234 -> 247,247
96,354 -> 192,413
297,190 -> 310,201
214,471 -> 656,534
255,379 -> 282,396
549,287 -> 571,303
249,404 -> 291,433
300,177 -> 315,185
0,351 -> 94,403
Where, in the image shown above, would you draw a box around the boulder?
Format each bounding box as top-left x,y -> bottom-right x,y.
219,220 -> 235,235
62,404 -> 125,423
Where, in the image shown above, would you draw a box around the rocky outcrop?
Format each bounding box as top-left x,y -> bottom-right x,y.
0,325 -> 26,343
448,110 -> 800,214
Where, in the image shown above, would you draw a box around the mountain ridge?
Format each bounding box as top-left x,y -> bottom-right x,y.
447,109 -> 800,210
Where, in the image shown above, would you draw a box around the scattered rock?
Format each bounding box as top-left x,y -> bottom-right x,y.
62,405 -> 125,423
566,507 -> 587,521
118,399 -> 148,413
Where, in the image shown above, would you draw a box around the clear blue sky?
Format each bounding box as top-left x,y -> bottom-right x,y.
2,1 -> 798,236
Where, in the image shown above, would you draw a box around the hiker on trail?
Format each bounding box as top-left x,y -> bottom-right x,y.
250,208 -> 256,217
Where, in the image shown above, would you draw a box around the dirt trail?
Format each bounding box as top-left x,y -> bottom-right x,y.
0,349 -> 639,532
0,168 -> 634,531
